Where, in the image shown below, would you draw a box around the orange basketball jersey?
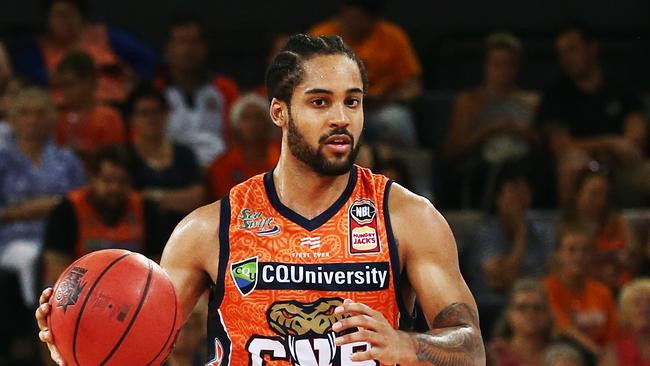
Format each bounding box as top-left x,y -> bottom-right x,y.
207,166 -> 407,365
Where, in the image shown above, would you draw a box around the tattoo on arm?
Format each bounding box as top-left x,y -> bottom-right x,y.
412,302 -> 485,366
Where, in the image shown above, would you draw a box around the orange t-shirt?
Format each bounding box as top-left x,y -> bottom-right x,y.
310,19 -> 421,97
207,165 -> 404,365
40,23 -> 128,103
68,188 -> 145,258
543,274 -> 618,346
56,104 -> 125,156
208,143 -> 280,199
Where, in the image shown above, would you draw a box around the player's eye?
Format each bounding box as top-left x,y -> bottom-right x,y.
311,98 -> 327,107
345,98 -> 360,108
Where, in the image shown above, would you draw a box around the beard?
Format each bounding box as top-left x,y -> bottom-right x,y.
287,114 -> 360,176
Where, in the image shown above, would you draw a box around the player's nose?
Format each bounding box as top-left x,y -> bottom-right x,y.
328,103 -> 350,128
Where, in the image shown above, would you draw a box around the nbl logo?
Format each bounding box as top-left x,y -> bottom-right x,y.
348,199 -> 381,255
349,199 -> 376,225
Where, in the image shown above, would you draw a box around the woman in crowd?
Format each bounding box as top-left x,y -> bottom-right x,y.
0,87 -> 84,306
125,83 -> 205,242
563,168 -> 638,292
489,278 -> 554,366
543,222 -> 618,357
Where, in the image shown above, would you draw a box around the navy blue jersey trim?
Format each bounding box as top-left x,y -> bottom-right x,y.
211,196 -> 231,305
383,180 -> 413,329
206,196 -> 232,365
263,166 -> 358,231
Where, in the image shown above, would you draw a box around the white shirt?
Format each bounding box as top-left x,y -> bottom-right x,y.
165,82 -> 227,167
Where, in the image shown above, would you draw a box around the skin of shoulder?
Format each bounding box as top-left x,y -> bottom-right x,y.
160,200 -> 221,321
387,182 -> 478,323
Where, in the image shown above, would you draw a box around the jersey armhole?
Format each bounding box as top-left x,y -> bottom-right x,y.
210,194 -> 231,309
383,179 -> 414,329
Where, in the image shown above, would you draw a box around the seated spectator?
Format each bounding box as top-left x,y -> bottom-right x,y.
0,87 -> 84,306
543,343 -> 585,366
563,168 -> 638,293
42,145 -> 162,287
208,93 -> 279,199
443,32 -> 547,209
466,163 -> 554,339
544,222 -> 618,355
489,279 -> 554,366
309,0 -> 421,146
155,17 -> 239,167
126,83 -> 206,242
599,278 -> 650,366
537,24 -> 649,208
54,51 -> 125,163
10,0 -> 158,103
446,32 -> 538,161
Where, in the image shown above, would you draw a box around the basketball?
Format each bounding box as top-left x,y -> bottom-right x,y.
48,249 -> 182,365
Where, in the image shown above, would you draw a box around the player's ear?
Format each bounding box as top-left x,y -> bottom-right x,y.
270,98 -> 288,128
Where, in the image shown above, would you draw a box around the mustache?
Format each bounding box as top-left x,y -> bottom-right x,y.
318,127 -> 354,144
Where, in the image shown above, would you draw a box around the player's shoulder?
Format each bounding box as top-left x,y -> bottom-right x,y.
387,181 -> 438,220
167,201 -> 222,248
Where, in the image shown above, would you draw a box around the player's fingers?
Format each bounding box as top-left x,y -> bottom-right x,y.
348,348 -> 374,362
39,287 -> 53,305
334,327 -> 379,346
333,314 -> 379,333
49,346 -> 65,366
35,302 -> 50,330
335,301 -> 381,318
39,330 -> 51,343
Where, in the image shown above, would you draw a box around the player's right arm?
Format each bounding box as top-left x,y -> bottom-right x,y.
160,201 -> 221,321
36,201 -> 222,365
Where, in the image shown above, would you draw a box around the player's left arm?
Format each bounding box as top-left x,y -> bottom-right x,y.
334,183 -> 485,365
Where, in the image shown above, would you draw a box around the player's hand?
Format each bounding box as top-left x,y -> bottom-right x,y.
332,299 -> 416,364
36,288 -> 66,366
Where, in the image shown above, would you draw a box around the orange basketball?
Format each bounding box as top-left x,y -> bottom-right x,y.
48,249 -> 182,365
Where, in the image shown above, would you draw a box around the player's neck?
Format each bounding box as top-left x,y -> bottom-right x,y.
273,156 -> 351,220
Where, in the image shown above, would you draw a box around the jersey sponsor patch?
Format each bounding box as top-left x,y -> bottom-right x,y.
239,208 -> 281,237
230,256 -> 258,296
348,199 -> 381,255
230,258 -> 390,296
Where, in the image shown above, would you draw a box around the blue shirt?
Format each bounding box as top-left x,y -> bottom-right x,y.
0,141 -> 85,251
465,214 -> 555,306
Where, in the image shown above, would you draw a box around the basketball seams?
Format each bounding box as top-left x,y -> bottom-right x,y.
72,252 -> 133,366
99,258 -> 153,366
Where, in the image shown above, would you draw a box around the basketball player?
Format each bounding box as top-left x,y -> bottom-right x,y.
37,34 -> 485,365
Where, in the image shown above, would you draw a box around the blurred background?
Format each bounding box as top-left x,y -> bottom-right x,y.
0,0 -> 649,365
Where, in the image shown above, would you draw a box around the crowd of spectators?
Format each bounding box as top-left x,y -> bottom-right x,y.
0,0 -> 648,365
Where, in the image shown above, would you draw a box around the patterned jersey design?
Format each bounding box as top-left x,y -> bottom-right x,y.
208,166 -> 401,366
